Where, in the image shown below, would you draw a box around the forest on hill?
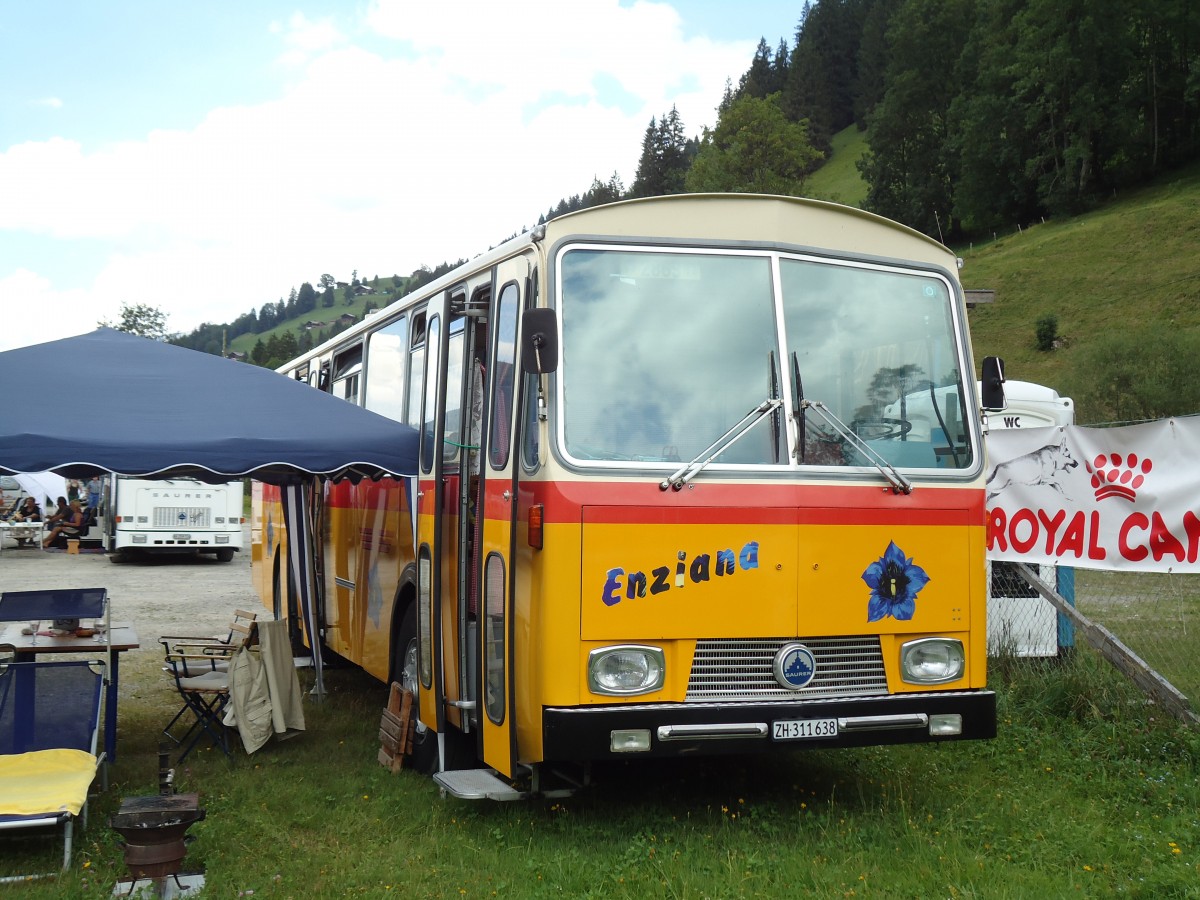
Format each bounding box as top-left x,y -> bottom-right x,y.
172,0 -> 1200,376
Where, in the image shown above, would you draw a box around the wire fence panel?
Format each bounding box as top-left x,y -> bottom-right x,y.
1073,569 -> 1200,706
987,561 -> 1200,718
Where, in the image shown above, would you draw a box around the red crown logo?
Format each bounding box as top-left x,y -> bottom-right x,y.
1085,453 -> 1152,501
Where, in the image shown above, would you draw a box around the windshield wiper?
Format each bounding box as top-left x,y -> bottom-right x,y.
660,399 -> 784,492
791,352 -> 805,463
800,399 -> 913,495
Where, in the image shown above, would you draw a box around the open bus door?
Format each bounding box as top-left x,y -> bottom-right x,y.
474,261 -> 528,779
416,290 -> 453,763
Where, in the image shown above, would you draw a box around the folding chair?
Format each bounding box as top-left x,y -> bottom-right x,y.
0,659 -> 107,881
160,609 -> 257,675
160,610 -> 257,759
161,647 -> 236,761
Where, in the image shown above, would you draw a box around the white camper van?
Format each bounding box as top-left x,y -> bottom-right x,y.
106,477 -> 244,563
984,380 -> 1076,657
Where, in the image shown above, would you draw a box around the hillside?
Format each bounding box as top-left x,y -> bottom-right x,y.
961,161 -> 1200,422
803,125 -> 869,208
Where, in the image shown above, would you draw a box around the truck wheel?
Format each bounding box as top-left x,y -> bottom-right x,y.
216,548 -> 235,562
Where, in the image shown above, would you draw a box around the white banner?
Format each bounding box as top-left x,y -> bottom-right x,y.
986,417 -> 1200,572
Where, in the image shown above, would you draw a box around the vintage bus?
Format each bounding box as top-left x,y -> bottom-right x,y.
253,194 -> 998,799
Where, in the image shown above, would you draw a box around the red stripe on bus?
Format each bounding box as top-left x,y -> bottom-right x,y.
508,479 -> 983,521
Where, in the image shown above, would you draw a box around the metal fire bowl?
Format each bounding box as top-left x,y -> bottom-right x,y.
111,793 -> 207,878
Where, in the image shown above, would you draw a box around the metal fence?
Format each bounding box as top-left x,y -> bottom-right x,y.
987,561 -> 1200,721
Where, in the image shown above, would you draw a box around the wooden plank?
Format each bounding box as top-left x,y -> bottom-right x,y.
399,689 -> 414,755
378,730 -> 401,754
377,747 -> 400,773
380,710 -> 405,741
379,684 -> 416,771
387,682 -> 403,715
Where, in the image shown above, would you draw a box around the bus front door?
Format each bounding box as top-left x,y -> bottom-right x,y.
416,291 -> 453,752
475,262 -> 526,778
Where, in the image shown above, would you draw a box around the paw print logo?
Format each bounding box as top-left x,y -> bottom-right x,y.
1086,453 -> 1152,502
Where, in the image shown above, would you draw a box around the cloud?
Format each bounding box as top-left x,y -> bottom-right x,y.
30,97 -> 63,109
0,1 -> 756,352
271,11 -> 347,67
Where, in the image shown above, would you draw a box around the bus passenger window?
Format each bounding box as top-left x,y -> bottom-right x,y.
364,317 -> 407,423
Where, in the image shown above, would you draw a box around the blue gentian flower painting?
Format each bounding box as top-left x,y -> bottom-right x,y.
861,541 -> 929,622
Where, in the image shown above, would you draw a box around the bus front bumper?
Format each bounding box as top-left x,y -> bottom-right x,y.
542,690 -> 995,761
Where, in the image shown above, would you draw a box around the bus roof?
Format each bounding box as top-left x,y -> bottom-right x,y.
280,193 -> 958,374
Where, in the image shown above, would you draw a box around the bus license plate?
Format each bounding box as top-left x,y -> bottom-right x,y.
773,718 -> 838,741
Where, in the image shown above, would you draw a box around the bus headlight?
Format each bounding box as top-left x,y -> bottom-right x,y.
588,645 -> 665,696
900,638 -> 964,684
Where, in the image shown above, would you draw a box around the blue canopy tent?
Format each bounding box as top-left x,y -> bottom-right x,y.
0,328 -> 420,698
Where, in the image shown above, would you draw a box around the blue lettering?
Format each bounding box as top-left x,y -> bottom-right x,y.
602,568 -> 624,606
601,538 -> 762,606
715,549 -> 735,575
739,541 -> 759,570
627,571 -> 647,599
650,567 -> 671,594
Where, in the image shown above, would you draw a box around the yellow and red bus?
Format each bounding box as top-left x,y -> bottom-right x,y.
253,194 -> 997,798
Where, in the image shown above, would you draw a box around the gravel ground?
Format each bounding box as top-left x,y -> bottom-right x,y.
0,526 -> 256,650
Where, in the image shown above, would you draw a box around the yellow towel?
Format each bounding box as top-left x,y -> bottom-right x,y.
0,749 -> 97,816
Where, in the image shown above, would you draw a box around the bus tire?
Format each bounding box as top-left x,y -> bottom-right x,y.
215,548 -> 235,562
393,604 -> 438,775
108,549 -> 131,564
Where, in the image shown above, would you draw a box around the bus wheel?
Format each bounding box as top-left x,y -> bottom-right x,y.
215,548 -> 235,562
393,604 -> 438,775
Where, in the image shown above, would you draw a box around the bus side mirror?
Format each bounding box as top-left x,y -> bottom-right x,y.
980,356 -> 1006,411
521,308 -> 559,374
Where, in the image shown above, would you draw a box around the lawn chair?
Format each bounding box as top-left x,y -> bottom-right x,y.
159,609 -> 258,759
160,608 -> 258,675
161,649 -> 234,761
0,658 -> 107,881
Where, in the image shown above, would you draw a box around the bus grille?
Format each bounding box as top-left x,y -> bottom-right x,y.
153,507 -> 212,528
686,637 -> 887,702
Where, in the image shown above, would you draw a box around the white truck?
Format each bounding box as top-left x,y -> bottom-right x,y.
106,477 -> 244,563
983,380 -> 1076,657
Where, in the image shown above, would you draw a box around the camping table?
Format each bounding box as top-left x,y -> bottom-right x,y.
0,622 -> 140,762
0,521 -> 44,552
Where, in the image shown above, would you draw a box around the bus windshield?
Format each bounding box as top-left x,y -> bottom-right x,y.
558,246 -> 974,471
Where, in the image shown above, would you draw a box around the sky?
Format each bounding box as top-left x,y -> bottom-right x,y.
0,1 -> 802,353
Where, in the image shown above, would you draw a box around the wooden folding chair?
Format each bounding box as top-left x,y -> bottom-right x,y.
161,650 -> 233,761
160,609 -> 257,674
159,609 -> 259,760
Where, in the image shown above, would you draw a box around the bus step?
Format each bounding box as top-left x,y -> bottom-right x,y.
433,768 -> 525,801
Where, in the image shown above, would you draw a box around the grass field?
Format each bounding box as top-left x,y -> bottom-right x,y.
3,646 -> 1199,898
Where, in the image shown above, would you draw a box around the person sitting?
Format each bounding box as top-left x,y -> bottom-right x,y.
43,499 -> 86,549
44,496 -> 70,526
10,497 -> 41,523
6,496 -> 42,547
